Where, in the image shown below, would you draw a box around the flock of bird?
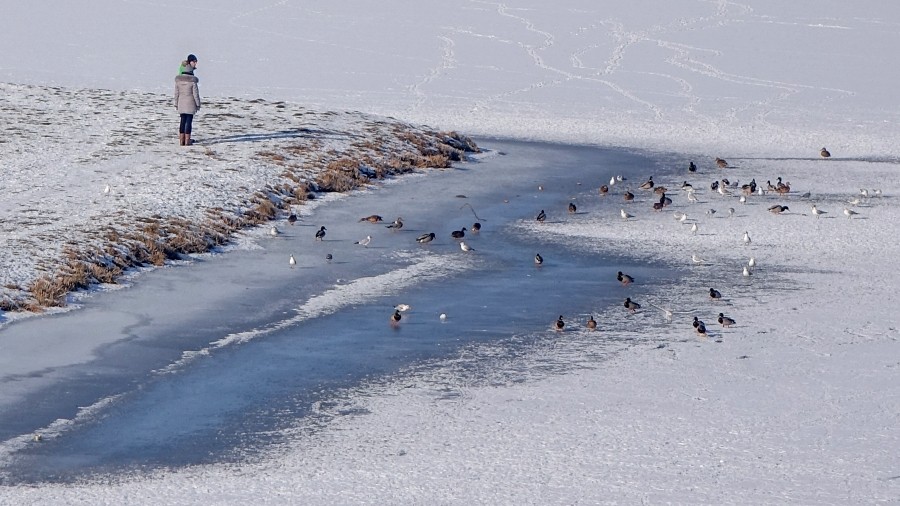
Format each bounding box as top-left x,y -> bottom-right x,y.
273,208 -> 486,322
270,147 -> 882,337
548,148 -> 883,338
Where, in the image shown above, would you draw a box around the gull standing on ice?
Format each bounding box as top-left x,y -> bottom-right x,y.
289,254 -> 296,268
355,235 -> 372,247
811,205 -> 826,218
691,254 -> 704,265
269,226 -> 279,237
103,184 -> 111,196
844,208 -> 859,219
743,265 -> 752,277
748,257 -> 756,268
460,241 -> 474,252
395,304 -> 411,312
743,231 -> 751,245
620,209 -> 633,220
690,223 -> 698,235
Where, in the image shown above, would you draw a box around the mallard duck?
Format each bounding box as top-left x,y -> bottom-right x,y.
718,312 -> 736,327
586,315 -> 597,330
568,202 -> 577,214
416,232 -> 435,243
555,315 -> 565,331
534,253 -> 543,266
617,271 -> 634,285
315,225 -> 326,241
450,227 -> 467,239
820,147 -> 831,158
536,210 -> 546,222
624,297 -> 641,313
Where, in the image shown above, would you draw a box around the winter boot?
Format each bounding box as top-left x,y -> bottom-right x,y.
179,133 -> 186,146
185,133 -> 192,146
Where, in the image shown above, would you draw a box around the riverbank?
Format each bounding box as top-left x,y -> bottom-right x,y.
0,82 -> 476,314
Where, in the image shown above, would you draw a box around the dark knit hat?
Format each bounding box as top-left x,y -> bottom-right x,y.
186,54 -> 198,63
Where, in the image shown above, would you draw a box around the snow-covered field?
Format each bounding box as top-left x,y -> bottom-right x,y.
1,1 -> 899,504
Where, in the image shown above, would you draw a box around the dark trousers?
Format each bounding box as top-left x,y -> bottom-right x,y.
179,113 -> 194,134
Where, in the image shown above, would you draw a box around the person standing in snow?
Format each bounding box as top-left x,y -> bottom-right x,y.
175,54 -> 201,146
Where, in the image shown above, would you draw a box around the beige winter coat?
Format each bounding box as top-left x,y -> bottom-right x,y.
175,74 -> 201,114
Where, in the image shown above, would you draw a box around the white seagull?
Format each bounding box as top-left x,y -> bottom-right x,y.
609,176 -> 616,186
743,231 -> 751,244
289,254 -> 296,268
843,208 -> 859,219
748,257 -> 756,268
269,226 -> 279,237
742,265 -> 752,277
355,235 -> 372,247
460,241 -> 474,252
811,205 -> 826,218
620,208 -> 633,220
691,254 -> 704,265
103,184 -> 111,196
395,304 -> 412,312
728,207 -> 735,217
690,223 -> 698,235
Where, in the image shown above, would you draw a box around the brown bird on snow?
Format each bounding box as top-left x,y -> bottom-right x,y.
360,214 -> 384,223
715,157 -> 728,168
820,147 -> 831,158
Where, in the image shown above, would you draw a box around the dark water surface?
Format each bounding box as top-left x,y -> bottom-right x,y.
0,139 -> 681,483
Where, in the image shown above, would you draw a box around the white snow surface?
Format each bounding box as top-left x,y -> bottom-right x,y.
1,1 -> 899,504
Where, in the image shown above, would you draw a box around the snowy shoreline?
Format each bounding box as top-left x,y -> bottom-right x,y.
0,82 -> 477,315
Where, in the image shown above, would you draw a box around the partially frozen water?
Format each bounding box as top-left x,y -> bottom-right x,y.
0,140 -> 681,482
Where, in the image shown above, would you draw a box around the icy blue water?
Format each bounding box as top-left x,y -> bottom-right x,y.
0,140 -> 683,483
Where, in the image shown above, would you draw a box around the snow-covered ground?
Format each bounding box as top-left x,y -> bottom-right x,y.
1,1 -> 899,504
